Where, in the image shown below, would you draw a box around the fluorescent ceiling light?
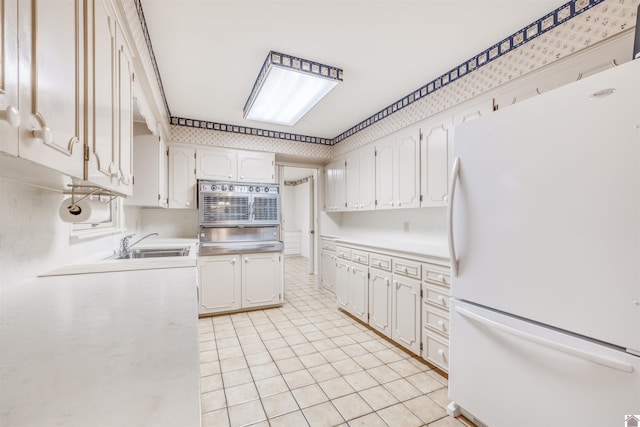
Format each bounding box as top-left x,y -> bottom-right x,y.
243,51 -> 343,126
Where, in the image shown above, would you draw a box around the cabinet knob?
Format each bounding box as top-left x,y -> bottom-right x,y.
398,201 -> 402,207
32,126 -> 53,145
385,279 -> 390,286
394,280 -> 400,289
390,201 -> 394,207
240,175 -> 245,180
185,202 -> 191,207
230,259 -> 236,264
228,174 -> 232,179
443,195 -> 449,202
245,258 -> 249,263
437,295 -> 445,304
437,349 -> 446,358
403,267 -> 408,273
0,105 -> 20,127
437,320 -> 445,329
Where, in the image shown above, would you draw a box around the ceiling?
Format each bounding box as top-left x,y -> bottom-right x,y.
141,0 -> 566,140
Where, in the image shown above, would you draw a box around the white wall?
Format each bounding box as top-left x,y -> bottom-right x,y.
0,180 -> 140,290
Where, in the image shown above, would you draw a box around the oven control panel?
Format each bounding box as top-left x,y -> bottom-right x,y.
199,182 -> 279,194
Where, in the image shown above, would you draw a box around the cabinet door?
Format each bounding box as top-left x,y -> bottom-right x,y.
345,151 -> 359,210
324,164 -> 333,211
128,133 -> 167,207
198,255 -> 241,314
369,268 -> 392,337
196,147 -> 237,180
421,117 -> 452,207
237,151 -> 275,183
0,0 -> 19,155
358,147 -> 376,210
395,128 -> 421,208
375,137 -> 395,210
18,0 -> 84,178
242,252 -> 282,309
85,0 -> 117,188
335,259 -> 350,310
349,263 -> 369,323
168,145 -> 196,209
333,158 -> 346,211
392,275 -> 421,355
321,250 -> 336,293
115,25 -> 133,195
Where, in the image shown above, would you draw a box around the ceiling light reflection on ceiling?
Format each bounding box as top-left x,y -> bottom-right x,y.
243,51 -> 343,127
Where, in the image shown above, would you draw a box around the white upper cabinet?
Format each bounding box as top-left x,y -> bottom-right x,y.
196,147 -> 275,183
324,158 -> 346,212
16,0 -> 85,178
420,115 -> 452,207
0,0 -> 19,155
168,145 -> 196,209
196,147 -> 237,181
84,0 -> 134,195
346,145 -> 375,211
237,151 -> 275,183
376,127 -> 420,210
127,131 -> 168,207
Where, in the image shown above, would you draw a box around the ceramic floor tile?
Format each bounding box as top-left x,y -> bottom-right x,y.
318,377 -> 356,400
227,399 -> 267,427
250,362 -> 281,381
269,410 -> 310,427
299,352 -> 328,368
218,346 -> 244,360
428,416 -> 470,427
283,369 -> 315,389
201,389 -> 226,413
199,350 -> 218,363
403,395 -> 448,424
307,363 -> 341,383
201,408 -> 230,427
406,372 -> 446,394
302,401 -> 345,427
366,365 -> 401,384
311,338 -> 338,352
377,403 -> 423,427
358,385 -> 399,411
351,353 -> 384,370
331,358 -> 364,376
224,382 -> 259,406
200,361 -> 222,377
331,393 -> 374,421
343,371 -> 379,392
261,391 -> 300,419
347,412 -> 389,427
383,378 -> 423,402
427,387 -> 451,409
255,375 -> 289,398
275,356 -> 305,374
245,351 -> 273,367
216,337 -> 241,349
241,342 -> 267,355
387,358 -> 423,377
222,368 -> 253,388
219,356 -> 248,373
291,384 -> 329,408
321,348 -> 350,363
201,374 -> 224,393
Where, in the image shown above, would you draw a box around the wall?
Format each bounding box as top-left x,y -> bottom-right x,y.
0,180 -> 141,290
138,208 -> 199,238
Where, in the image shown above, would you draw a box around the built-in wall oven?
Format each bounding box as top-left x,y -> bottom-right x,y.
197,180 -> 283,255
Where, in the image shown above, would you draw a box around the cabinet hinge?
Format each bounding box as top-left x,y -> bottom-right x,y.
158,194 -> 161,201
166,148 -> 169,156
83,141 -> 90,162
344,202 -> 347,208
420,195 -> 423,202
344,161 -> 347,167
367,272 -> 370,279
374,150 -> 377,156
132,72 -> 135,82
420,342 -> 423,351
367,313 -> 370,321
420,289 -> 423,298
194,152 -> 197,159
132,176 -> 135,185
375,200 -> 378,206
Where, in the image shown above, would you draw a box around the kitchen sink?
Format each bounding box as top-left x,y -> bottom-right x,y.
105,247 -> 191,260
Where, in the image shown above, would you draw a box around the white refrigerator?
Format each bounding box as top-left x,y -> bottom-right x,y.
447,59 -> 640,427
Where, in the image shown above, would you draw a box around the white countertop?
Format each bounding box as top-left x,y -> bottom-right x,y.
0,267 -> 201,426
41,238 -> 198,276
321,234 -> 450,261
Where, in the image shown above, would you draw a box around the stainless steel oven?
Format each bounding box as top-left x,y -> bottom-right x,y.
198,181 -> 280,226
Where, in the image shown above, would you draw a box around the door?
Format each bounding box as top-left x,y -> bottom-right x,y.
451,60 -> 640,352
449,300 -> 640,427
0,0 -> 19,154
349,263 -> 368,323
335,259 -> 350,310
18,0 -> 85,178
168,145 -> 195,209
242,253 -> 282,308
307,174 -> 315,274
198,255 -> 241,314
392,275 -> 421,354
369,269 -> 392,337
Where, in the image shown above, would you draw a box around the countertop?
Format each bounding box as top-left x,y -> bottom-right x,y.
0,267 -> 201,427
40,238 -> 198,276
320,234 -> 450,261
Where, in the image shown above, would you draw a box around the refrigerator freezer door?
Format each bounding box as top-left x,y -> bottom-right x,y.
451,60 -> 640,352
449,300 -> 640,427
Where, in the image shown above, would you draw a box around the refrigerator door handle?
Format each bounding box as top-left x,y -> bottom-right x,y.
448,157 -> 460,276
455,305 -> 634,373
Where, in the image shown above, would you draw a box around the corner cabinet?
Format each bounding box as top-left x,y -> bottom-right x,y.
198,252 -> 283,315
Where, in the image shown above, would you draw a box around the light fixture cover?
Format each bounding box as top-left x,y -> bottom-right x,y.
243,51 -> 343,126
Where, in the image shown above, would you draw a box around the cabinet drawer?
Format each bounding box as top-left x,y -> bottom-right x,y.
336,246 -> 351,260
422,283 -> 450,311
423,264 -> 450,286
321,239 -> 337,251
351,249 -> 369,265
369,253 -> 392,271
393,258 -> 421,279
423,333 -> 449,372
423,306 -> 449,337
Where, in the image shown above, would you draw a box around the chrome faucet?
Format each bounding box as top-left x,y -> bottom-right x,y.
119,233 -> 159,257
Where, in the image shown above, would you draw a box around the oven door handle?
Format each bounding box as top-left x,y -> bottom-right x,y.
249,201 -> 254,220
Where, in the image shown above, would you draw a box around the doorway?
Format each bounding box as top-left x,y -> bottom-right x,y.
280,166 -> 318,275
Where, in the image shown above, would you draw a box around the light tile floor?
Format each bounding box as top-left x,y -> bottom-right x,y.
199,256 -> 473,427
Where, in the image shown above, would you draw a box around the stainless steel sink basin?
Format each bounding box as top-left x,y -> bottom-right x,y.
105,247 -> 190,260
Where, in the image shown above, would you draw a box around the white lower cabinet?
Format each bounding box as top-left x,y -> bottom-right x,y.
320,249 -> 336,293
241,252 -> 283,309
392,273 -> 421,355
368,268 -> 392,338
332,241 -> 450,368
198,252 -> 283,315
